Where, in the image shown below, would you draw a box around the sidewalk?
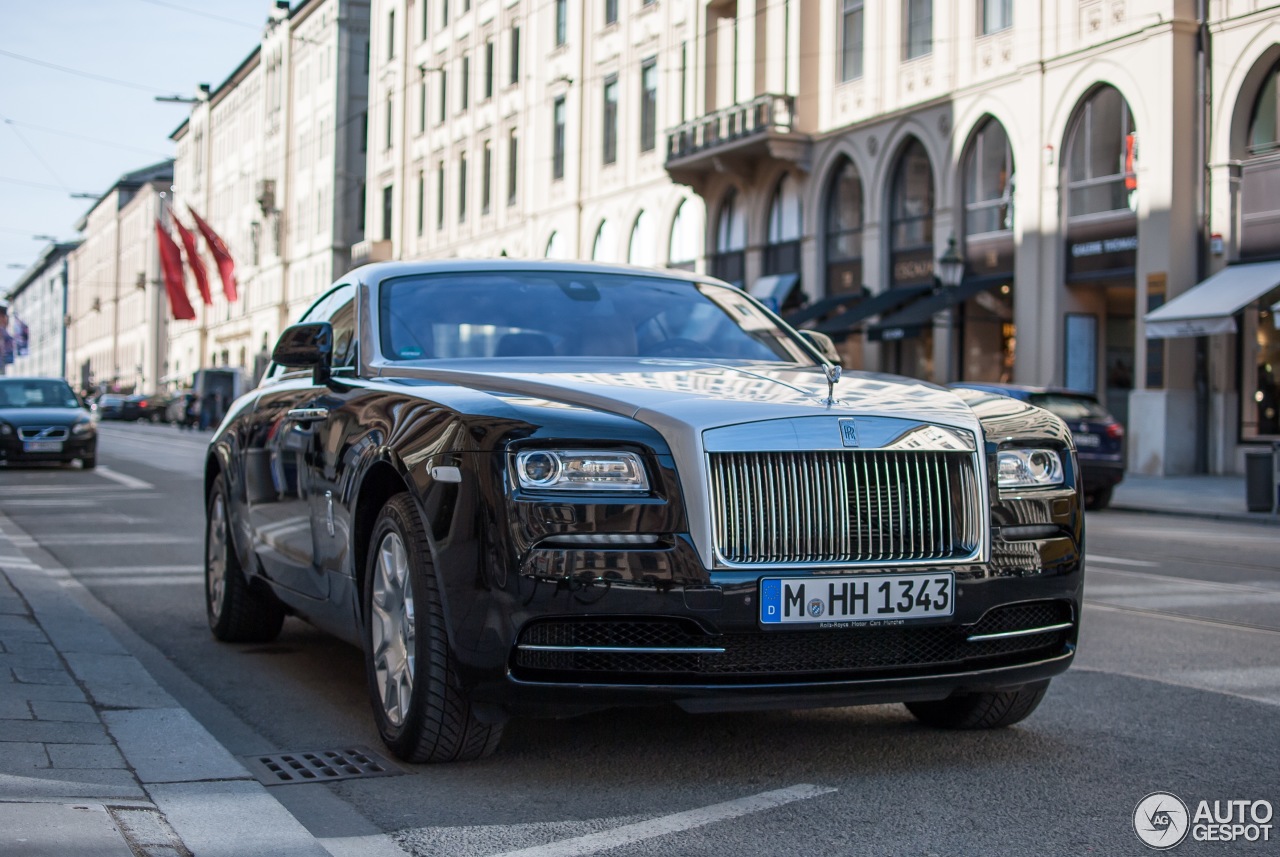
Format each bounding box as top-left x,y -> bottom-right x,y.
0,517 -> 334,857
1110,473 -> 1280,525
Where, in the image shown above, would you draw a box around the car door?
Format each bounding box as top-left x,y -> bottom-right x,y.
244,286 -> 351,599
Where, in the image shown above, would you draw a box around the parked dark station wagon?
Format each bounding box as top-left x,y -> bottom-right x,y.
204,260 -> 1085,763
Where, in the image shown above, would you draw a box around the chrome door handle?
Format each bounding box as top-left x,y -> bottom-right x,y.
286,407 -> 329,423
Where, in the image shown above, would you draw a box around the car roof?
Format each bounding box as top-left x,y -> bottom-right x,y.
348,258 -> 719,287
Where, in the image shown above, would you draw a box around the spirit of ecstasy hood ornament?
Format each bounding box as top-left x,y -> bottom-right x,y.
822,362 -> 842,406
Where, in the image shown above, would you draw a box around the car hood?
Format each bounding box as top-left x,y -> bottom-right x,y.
382,358 -> 977,428
0,407 -> 88,428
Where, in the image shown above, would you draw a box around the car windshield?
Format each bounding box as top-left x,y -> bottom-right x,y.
378,271 -> 814,363
0,379 -> 80,409
1029,393 -> 1112,421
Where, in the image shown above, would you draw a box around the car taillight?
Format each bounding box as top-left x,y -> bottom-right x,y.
1106,422 -> 1124,439
139,400 -> 148,408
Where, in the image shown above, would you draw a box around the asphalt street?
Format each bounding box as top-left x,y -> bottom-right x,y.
2,420 -> 1278,856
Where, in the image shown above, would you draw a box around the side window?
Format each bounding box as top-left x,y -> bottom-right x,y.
265,286 -> 350,382
328,291 -> 358,370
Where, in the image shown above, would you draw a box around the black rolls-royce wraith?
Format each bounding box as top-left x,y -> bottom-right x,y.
204,260 -> 1084,763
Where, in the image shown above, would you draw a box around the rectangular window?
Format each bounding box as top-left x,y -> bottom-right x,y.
640,58 -> 657,153
358,181 -> 366,232
385,93 -> 394,149
841,0 -> 864,81
381,185 -> 393,241
555,0 -> 567,46
981,0 -> 1013,35
605,0 -> 617,25
507,129 -> 518,205
387,9 -> 396,60
483,39 -> 494,99
461,54 -> 470,110
458,153 -> 467,222
360,111 -> 368,152
510,26 -> 520,85
438,69 -> 448,123
679,42 -> 687,122
553,96 -> 566,180
481,139 -> 492,214
436,161 -> 445,229
422,0 -> 429,40
602,74 -> 618,165
419,80 -> 427,134
442,0 -> 449,27
416,170 -> 425,235
905,0 -> 933,60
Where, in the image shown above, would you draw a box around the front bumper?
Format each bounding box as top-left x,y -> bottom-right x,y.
0,434 -> 96,464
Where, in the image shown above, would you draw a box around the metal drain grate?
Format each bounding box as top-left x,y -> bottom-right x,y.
242,746 -> 405,785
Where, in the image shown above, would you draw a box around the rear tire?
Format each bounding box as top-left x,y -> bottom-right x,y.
1084,486 -> 1114,511
205,474 -> 284,642
905,681 -> 1050,729
363,493 -> 502,763
80,456 -> 96,470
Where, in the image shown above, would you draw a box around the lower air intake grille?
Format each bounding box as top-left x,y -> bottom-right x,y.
513,601 -> 1073,684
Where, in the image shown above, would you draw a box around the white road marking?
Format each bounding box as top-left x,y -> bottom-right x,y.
33,533 -> 196,546
1088,567 -> 1280,596
73,565 -> 202,576
486,785 -> 837,857
96,467 -> 154,490
1085,601 -> 1280,635
0,554 -> 39,569
3,495 -> 161,506
1087,554 -> 1157,567
81,574 -> 202,587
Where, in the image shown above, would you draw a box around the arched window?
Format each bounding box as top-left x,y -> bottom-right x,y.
824,156 -> 863,295
1064,85 -> 1136,218
591,220 -> 614,262
963,118 -> 1014,235
627,210 -> 655,267
1247,60 -> 1280,154
763,174 -> 803,275
710,189 -> 745,286
667,199 -> 700,270
888,138 -> 934,287
544,230 -> 565,259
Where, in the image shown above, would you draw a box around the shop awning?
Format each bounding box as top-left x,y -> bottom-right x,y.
813,283 -> 933,338
748,273 -> 800,310
783,290 -> 868,327
1144,260 -> 1280,338
867,275 -> 1007,341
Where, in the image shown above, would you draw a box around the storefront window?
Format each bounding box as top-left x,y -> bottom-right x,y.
764,175 -> 802,276
1248,61 -> 1279,155
710,189 -> 746,287
1250,307 -> 1280,437
668,199 -> 700,271
960,117 -> 1016,382
964,118 -> 1014,236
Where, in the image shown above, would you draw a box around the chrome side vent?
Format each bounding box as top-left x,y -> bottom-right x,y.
708,450 -> 982,565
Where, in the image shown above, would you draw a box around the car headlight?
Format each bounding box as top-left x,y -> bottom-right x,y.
514,449 -> 650,493
0,422 -> 12,437
72,419 -> 96,436
997,448 -> 1064,489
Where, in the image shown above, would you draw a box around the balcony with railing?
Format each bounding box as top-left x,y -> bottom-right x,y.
664,94 -> 811,186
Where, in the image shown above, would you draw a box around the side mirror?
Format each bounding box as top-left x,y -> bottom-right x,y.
799,330 -> 842,366
272,322 -> 333,384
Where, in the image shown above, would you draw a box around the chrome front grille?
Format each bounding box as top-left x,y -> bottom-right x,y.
17,426 -> 69,442
708,450 -> 982,565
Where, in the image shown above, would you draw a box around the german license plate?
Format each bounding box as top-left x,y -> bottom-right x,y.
23,441 -> 63,453
1074,433 -> 1101,448
760,573 -> 954,625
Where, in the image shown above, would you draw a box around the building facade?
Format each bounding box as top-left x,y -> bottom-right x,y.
65,162 -> 174,395
661,0 -> 1280,476
169,0 -> 370,386
359,0 -> 706,273
4,241 -> 79,380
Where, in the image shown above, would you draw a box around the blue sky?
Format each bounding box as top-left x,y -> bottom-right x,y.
2,0 -> 280,288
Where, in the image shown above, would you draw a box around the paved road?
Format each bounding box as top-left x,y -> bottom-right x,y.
2,421 -> 1277,856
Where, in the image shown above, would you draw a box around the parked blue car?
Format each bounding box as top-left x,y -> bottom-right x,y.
951,383 -> 1125,510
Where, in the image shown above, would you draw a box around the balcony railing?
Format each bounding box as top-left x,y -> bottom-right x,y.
665,93 -> 796,164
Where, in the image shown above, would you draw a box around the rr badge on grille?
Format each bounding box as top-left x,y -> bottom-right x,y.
838,418 -> 859,448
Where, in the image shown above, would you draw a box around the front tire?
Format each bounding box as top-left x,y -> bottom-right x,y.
80,455 -> 97,470
205,474 -> 284,642
363,493 -> 502,763
1084,485 -> 1114,511
905,681 -> 1050,729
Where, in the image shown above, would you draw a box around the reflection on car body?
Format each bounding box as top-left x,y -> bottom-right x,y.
204,261 -> 1085,763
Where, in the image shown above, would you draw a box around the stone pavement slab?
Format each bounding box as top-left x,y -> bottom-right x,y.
0,802 -> 135,857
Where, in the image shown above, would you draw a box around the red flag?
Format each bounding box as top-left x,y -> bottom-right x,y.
155,219 -> 197,321
171,211 -> 212,305
188,206 -> 239,303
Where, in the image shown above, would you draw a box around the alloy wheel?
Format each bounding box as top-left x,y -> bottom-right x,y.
371,531 -> 416,727
207,493 -> 228,618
